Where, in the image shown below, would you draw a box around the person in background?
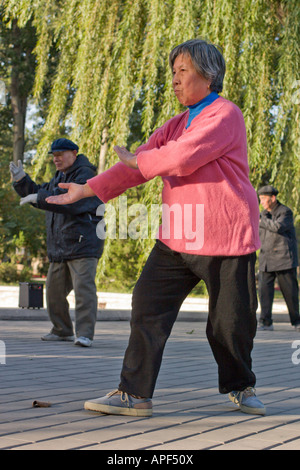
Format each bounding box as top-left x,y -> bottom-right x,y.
258,185 -> 300,331
46,40 -> 266,416
10,138 -> 104,347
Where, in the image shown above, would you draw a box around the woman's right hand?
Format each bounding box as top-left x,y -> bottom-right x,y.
46,182 -> 95,205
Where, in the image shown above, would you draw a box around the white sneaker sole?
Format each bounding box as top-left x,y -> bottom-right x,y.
240,404 -> 266,415
84,400 -> 152,417
74,340 -> 92,347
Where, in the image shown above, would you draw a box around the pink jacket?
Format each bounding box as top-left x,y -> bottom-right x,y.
88,96 -> 260,256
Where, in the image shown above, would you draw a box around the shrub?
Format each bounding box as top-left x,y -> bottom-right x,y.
0,262 -> 32,284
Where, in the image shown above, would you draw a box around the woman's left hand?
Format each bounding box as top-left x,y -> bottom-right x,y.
114,146 -> 138,169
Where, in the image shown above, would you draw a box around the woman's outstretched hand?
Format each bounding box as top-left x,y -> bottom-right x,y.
114,146 -> 138,169
46,182 -> 95,205
46,146 -> 136,207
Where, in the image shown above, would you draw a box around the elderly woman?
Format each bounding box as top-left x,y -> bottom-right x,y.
47,39 -> 265,416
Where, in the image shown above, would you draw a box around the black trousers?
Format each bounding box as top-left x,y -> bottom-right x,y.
119,240 -> 257,397
258,268 -> 300,326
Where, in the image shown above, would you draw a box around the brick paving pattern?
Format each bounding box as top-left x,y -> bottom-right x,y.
1,318 -> 300,450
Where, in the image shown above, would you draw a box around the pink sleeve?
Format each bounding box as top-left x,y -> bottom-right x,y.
86,122 -> 170,203
137,104 -> 239,180
87,162 -> 148,203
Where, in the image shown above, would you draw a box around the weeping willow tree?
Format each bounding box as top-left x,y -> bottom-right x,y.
3,0 -> 300,286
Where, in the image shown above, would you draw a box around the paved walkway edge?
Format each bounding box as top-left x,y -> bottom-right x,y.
0,308 -> 291,323
0,285 -> 291,323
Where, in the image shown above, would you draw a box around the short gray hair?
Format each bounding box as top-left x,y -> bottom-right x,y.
169,39 -> 226,93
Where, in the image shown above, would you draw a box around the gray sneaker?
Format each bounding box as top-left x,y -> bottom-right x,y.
84,389 -> 153,417
74,336 -> 93,347
41,333 -> 74,342
229,387 -> 266,415
258,324 -> 274,331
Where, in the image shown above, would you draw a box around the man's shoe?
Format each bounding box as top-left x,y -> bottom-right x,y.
229,387 -> 266,415
41,333 -> 74,342
75,336 -> 93,347
258,324 -> 274,331
294,324 -> 300,332
84,389 -> 153,417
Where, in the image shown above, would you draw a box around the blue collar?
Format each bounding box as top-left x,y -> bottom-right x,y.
186,92 -> 219,128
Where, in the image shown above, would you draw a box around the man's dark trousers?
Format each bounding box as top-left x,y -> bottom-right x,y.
259,268 -> 300,326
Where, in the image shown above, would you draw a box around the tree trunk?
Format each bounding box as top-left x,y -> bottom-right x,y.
10,20 -> 27,164
98,126 -> 108,173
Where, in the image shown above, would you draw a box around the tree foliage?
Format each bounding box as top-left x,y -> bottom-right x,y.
0,7 -> 36,162
0,9 -> 47,282
2,0 -> 300,286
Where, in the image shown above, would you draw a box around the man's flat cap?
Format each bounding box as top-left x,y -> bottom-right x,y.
48,138 -> 79,154
258,185 -> 278,196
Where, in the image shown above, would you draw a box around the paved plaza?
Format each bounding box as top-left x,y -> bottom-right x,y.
1,310 -> 300,451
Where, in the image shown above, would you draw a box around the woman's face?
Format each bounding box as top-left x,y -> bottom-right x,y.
172,53 -> 211,106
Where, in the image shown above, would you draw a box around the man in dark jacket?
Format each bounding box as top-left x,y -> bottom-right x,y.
258,185 -> 300,331
10,138 -> 104,346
